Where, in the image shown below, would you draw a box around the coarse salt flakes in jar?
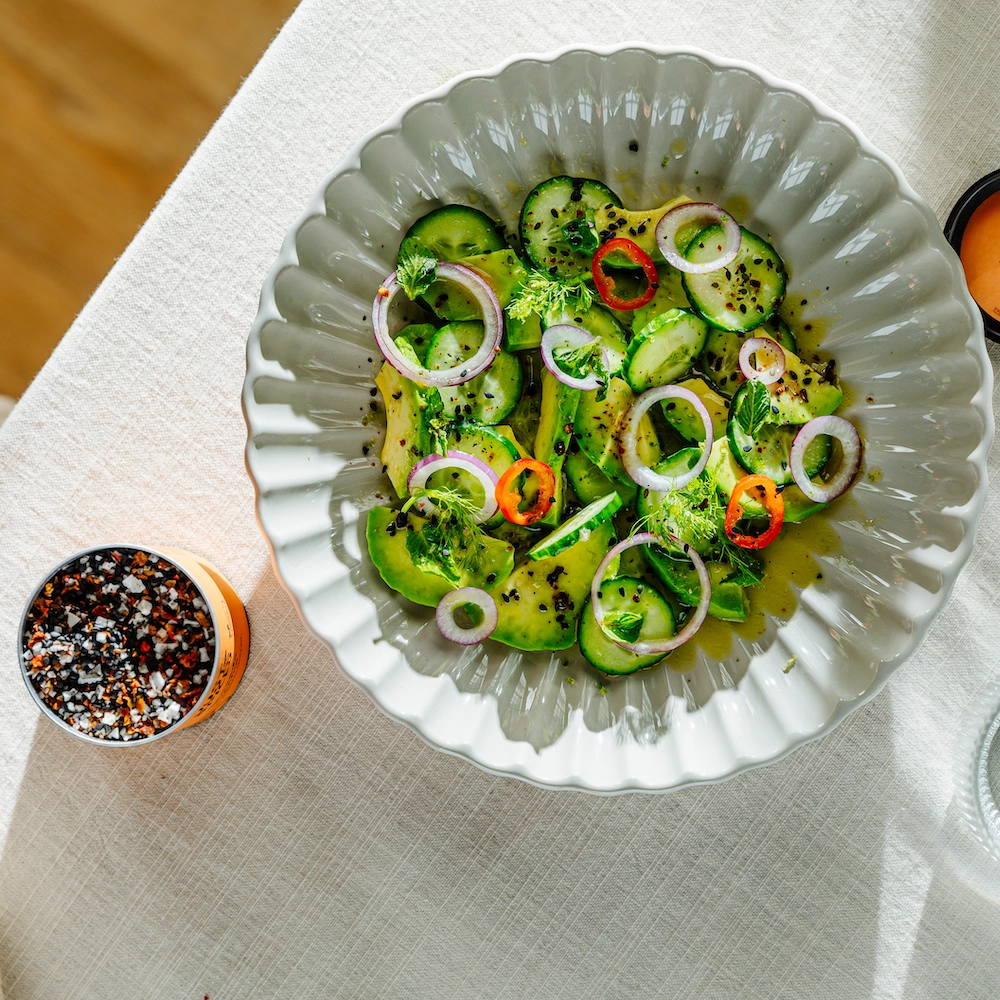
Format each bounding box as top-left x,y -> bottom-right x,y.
18,544 -> 249,745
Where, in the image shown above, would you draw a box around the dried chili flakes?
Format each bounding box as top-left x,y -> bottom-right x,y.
21,548 -> 215,742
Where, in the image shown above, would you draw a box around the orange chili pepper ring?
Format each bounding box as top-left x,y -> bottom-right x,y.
495,458 -> 556,525
725,474 -> 785,549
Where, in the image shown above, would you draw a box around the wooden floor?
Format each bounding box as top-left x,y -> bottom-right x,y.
0,0 -> 299,399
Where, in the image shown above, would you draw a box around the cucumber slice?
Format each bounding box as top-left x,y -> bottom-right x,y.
395,323 -> 438,366
579,576 -> 675,674
366,506 -> 514,607
700,316 -> 796,398
683,226 -> 786,333
727,383 -> 832,485
444,422 -> 521,472
644,550 -> 747,622
492,520 -> 616,651
528,491 -> 622,561
425,322 -> 522,425
565,448 -> 636,507
400,204 -> 505,262
625,308 -> 709,392
519,176 -> 622,279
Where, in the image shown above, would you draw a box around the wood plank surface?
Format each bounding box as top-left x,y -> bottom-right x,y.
0,0 -> 299,399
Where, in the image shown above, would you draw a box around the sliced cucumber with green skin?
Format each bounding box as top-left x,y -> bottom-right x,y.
444,422 -> 520,471
425,322 -> 522,425
644,550 -> 747,622
394,323 -> 438,366
366,506 -> 514,607
492,520 -> 616,651
400,204 -> 505,262
528,491 -> 622,561
700,316 -> 796,398
661,377 -> 729,443
683,226 -> 786,333
727,383 -> 832,486
578,576 -> 675,674
546,302 -> 628,378
573,376 -> 661,485
519,176 -> 622,280
625,308 -> 709,392
565,448 -> 636,507
424,249 -> 525,321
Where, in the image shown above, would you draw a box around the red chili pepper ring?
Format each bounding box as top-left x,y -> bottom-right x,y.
591,237 -> 659,311
725,474 -> 785,549
495,458 -> 556,525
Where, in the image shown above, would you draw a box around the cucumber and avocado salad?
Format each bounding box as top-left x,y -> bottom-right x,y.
400,204 -> 505,262
683,226 -> 786,332
520,176 -> 622,279
579,577 -> 675,674
365,175 -> 856,676
426,322 -> 522,424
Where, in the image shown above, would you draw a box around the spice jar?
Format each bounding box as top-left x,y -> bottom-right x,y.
18,545 -> 250,745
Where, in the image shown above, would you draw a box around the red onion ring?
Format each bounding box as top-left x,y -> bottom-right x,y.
654,202 -> 742,274
407,450 -> 499,523
789,415 -> 863,503
738,336 -> 785,385
540,324 -> 610,390
621,386 -> 714,491
436,587 -> 498,645
372,263 -> 502,386
590,533 -> 711,654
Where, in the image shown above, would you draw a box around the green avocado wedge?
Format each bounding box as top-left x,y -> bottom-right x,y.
491,520 -> 616,651
366,507 -> 514,608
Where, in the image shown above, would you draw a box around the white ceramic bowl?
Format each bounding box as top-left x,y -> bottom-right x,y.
243,45 -> 992,792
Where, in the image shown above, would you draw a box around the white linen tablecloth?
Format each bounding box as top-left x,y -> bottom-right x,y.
2,1 -> 1000,996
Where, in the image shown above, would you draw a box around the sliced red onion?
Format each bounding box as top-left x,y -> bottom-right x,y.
590,533 -> 711,654
540,324 -> 610,390
372,263 -> 502,386
407,450 -> 499,523
436,588 -> 498,645
654,202 -> 742,274
738,336 -> 785,385
789,415 -> 863,503
621,386 -> 713,491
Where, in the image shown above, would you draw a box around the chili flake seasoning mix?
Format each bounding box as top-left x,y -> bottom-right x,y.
21,547 -> 219,742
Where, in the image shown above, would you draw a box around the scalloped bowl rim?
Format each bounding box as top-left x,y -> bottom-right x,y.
243,43 -> 993,793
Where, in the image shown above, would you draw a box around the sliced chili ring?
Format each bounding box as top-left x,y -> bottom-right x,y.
495,457 -> 556,525
591,238 -> 659,311
725,474 -> 785,549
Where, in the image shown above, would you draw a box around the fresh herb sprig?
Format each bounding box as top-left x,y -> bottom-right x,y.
603,609 -> 644,643
552,340 -> 608,390
401,487 -> 488,584
734,379 -> 772,437
508,271 -> 594,322
396,242 -> 438,301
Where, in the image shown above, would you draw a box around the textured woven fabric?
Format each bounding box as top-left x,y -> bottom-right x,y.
2,1 -> 1000,996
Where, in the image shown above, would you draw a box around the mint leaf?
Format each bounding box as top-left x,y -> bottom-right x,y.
603,609 -> 644,643
552,340 -> 607,386
735,379 -> 772,437
396,243 -> 438,300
